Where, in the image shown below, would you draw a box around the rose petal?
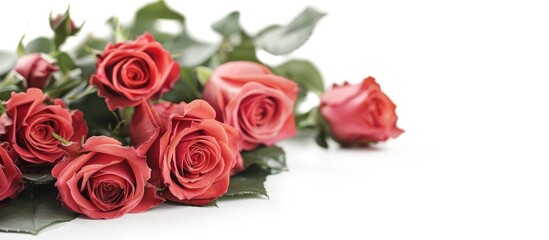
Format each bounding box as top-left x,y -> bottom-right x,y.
130,183 -> 164,213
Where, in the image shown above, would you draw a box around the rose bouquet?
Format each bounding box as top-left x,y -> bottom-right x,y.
0,1 -> 402,234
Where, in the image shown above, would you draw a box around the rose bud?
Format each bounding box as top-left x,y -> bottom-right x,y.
130,100 -> 241,205
202,61 -> 298,151
0,88 -> 88,166
50,14 -> 77,35
91,33 -> 180,110
320,77 -> 404,146
0,142 -> 24,206
52,136 -> 164,219
14,53 -> 59,89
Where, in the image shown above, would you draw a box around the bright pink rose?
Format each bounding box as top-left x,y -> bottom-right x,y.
130,100 -> 241,205
90,33 -> 180,110
202,61 -> 298,151
14,53 -> 59,89
0,142 -> 24,205
0,88 -> 88,165
52,136 -> 164,219
320,77 -> 403,145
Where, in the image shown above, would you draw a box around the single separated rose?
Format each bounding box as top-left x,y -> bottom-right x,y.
91,33 -> 180,110
0,143 -> 23,205
0,88 -> 88,166
130,100 -> 241,205
52,136 -> 164,219
14,53 -> 59,89
202,61 -> 298,151
320,77 -> 403,146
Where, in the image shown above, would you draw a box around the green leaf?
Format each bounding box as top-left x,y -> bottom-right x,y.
212,11 -> 241,38
315,112 -> 330,149
0,51 -> 17,76
22,173 -> 55,185
295,106 -> 319,129
211,12 -> 259,65
315,128 -> 329,149
54,52 -> 77,73
0,72 -> 22,99
171,43 -> 218,67
25,37 -> 52,54
222,34 -> 259,63
223,165 -> 268,199
62,83 -> 97,104
0,185 -> 77,235
69,93 -> 118,136
107,17 -> 129,43
133,2 -> 218,68
17,36 -> 26,56
273,59 -> 324,96
255,7 -> 325,55
75,35 -> 108,58
75,56 -> 97,79
129,1 -> 219,67
46,76 -> 84,99
241,145 -> 287,174
130,0 -> 184,37
195,66 -> 212,86
163,67 -> 201,103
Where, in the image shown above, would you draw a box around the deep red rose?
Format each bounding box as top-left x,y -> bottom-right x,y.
52,136 -> 164,219
0,88 -> 88,165
130,100 -> 241,205
0,142 -> 24,205
14,53 -> 59,89
320,77 -> 403,145
202,61 -> 298,151
90,33 -> 180,110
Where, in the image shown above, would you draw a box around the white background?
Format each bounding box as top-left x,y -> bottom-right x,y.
1,0 -> 549,239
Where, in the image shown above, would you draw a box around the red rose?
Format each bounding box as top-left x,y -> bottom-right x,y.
52,136 -> 164,219
0,142 -> 24,205
202,61 -> 298,151
320,77 -> 403,145
130,100 -> 241,205
0,88 -> 88,165
90,33 -> 180,110
14,53 -> 59,89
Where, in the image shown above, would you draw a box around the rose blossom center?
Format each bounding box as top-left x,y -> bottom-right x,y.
120,58 -> 149,88
172,135 -> 220,179
253,99 -> 276,126
34,123 -> 54,139
237,95 -> 285,140
94,180 -> 125,204
26,118 -> 62,148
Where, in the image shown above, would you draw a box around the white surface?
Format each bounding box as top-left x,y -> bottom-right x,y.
1,0 -> 549,239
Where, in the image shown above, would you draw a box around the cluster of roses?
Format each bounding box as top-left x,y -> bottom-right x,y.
0,32 -> 402,219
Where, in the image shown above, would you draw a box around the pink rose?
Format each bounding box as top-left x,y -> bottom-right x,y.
14,53 -> 59,89
0,142 -> 24,205
52,136 -> 164,219
130,100 -> 241,205
90,33 -> 180,110
320,77 -> 403,145
202,61 -> 298,151
0,88 -> 88,165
